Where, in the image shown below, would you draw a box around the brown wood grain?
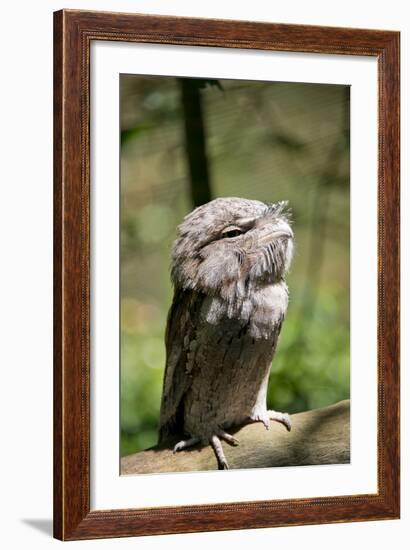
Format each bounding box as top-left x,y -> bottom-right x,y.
53,10 -> 63,540
53,9 -> 400,540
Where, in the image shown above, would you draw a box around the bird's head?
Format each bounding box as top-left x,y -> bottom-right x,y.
171,197 -> 294,302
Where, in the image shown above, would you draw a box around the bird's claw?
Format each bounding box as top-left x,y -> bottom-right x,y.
219,459 -> 229,470
218,430 -> 239,446
172,434 -> 233,470
251,410 -> 292,432
268,410 -> 292,431
211,434 -> 230,470
173,437 -> 200,454
278,412 -> 292,432
173,442 -> 183,454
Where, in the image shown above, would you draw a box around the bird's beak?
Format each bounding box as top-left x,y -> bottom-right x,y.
259,223 -> 293,243
270,228 -> 293,240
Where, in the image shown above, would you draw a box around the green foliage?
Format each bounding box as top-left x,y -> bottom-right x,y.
268,287 -> 349,413
121,124 -> 153,146
121,327 -> 164,456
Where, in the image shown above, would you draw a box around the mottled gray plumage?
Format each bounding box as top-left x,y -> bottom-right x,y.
158,197 -> 294,469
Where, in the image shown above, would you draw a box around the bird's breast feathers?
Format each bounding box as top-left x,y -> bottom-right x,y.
201,281 -> 288,340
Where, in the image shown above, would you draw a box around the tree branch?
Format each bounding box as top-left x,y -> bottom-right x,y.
121,400 -> 350,474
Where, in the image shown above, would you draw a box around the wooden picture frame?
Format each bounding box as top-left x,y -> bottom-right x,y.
53,9 -> 400,540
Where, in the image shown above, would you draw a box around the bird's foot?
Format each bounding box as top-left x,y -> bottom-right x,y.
173,437 -> 200,454
269,410 -> 292,431
210,434 -> 229,470
210,429 -> 240,470
173,431 -> 238,470
251,410 -> 292,432
218,430 -> 239,447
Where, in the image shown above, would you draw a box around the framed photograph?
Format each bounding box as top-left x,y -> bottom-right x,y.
54,9 -> 400,540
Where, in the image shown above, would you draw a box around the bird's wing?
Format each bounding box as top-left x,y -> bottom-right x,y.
158,288 -> 205,443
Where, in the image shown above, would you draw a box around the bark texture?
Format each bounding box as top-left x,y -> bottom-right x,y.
121,399 -> 350,474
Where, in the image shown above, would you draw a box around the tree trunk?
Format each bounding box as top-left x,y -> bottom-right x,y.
179,78 -> 212,207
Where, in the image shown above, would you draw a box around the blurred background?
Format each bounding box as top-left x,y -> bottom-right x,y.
120,75 -> 350,457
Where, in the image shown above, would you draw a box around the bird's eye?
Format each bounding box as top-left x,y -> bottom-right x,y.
222,227 -> 243,239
